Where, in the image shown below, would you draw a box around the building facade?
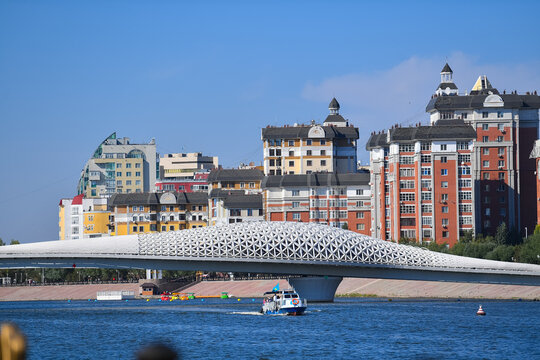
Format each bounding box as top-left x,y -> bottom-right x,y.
261,98 -> 359,175
367,121 -> 476,246
263,173 -> 371,235
155,170 -> 210,193
59,195 -> 110,240
78,132 -> 157,198
108,192 -> 208,236
158,152 -> 218,180
529,140 -> 540,226
426,64 -> 540,236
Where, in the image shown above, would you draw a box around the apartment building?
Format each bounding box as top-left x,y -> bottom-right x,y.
426,64 -> 540,235
108,192 -> 208,235
263,173 -> 371,234
207,168 -> 264,226
78,132 -> 157,198
155,170 -> 211,193
261,98 -> 359,175
59,195 -> 110,240
529,140 -> 540,226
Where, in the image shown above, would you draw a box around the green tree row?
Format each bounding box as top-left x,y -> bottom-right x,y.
399,223 -> 540,264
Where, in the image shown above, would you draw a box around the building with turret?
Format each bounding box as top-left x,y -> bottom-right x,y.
261,99 -> 359,175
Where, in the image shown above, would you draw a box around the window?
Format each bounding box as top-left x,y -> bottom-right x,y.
292,213 -> 300,220
440,144 -> 447,151
500,208 -> 507,216
498,160 -> 505,168
288,160 -> 294,167
399,144 -> 415,152
139,206 -> 144,211
483,136 -> 489,142
458,154 -> 470,163
483,148 -> 489,155
499,196 -> 506,204
320,140 -> 326,145
441,193 -> 448,201
497,112 -> 504,119
442,218 -> 449,226
117,172 -> 122,177
399,180 -> 415,189
497,183 -> 506,192
356,212 -> 364,219
457,142 -> 469,150
269,149 -> 275,157
422,216 -> 432,226
399,156 -> 414,164
126,180 -> 132,185
169,226 -> 175,231
292,190 -> 300,196
421,142 -> 431,151
483,172 -> 490,180
484,184 -> 490,191
306,139 -> 312,145
459,204 -> 472,213
440,156 -> 448,163
117,180 -> 122,186
356,189 -> 364,195
320,150 -> 326,156
421,155 -> 431,163
442,231 -> 449,238
421,180 -> 431,189
497,136 -> 503,142
116,163 -> 122,169
441,169 -> 448,176
421,192 -> 432,201
139,226 -> 144,232
400,205 -> 415,214
400,193 -> 415,202
482,112 -> 489,118
307,160 -> 312,166
400,168 -> 415,177
459,179 -> 471,188
483,160 -> 490,168
400,230 -> 416,239
484,220 -> 491,228
421,204 -> 432,213
459,191 -> 472,200
289,150 -> 294,156
421,167 -> 431,176
498,172 -> 505,180
441,181 -> 448,188
400,218 -> 416,227
459,167 -> 471,175
321,160 -> 326,166
288,140 -> 294,146
498,148 -> 505,156
161,225 -> 166,231
306,150 -> 312,156
135,163 -> 140,168
292,201 -> 300,208
356,224 -> 365,230
482,123 -> 489,130
126,172 -> 131,177
356,201 -> 364,207
498,123 -> 504,131
132,226 -> 137,232
485,208 -> 491,216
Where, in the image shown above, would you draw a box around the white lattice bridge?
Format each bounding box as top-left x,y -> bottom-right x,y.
1,222 -> 539,285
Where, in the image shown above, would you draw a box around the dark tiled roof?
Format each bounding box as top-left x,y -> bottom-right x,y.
426,94 -> 540,112
207,168 -> 264,182
365,123 -> 476,149
441,63 -> 452,73
437,82 -> 457,90
365,132 -> 388,150
324,114 -> 347,123
261,125 -> 358,140
209,189 -> 246,198
262,172 -> 369,188
108,192 -> 208,206
223,194 -> 262,209
329,97 -> 340,109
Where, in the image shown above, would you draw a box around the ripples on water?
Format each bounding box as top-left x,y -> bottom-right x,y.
1,298 -> 539,359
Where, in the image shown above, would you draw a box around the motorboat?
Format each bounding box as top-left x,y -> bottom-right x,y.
261,289 -> 307,316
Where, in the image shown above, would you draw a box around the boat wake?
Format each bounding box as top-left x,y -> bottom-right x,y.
228,311 -> 264,316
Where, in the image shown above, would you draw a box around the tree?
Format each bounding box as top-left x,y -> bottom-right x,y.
10,240 -> 20,245
341,223 -> 348,230
0,238 -> 4,246
495,222 -> 509,246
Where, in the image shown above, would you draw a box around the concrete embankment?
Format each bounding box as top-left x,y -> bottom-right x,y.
0,283 -> 139,301
1,278 -> 539,301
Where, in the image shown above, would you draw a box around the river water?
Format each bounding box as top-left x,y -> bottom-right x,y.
1,298 -> 538,359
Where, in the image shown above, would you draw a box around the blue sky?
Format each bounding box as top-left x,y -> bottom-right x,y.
2,1 -> 540,243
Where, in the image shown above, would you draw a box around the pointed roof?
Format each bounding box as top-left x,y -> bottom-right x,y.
329,97 -> 340,110
441,63 -> 452,73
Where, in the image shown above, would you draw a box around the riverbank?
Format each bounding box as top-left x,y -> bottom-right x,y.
1,277 -> 539,301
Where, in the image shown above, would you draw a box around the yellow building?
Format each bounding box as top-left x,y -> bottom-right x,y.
108,192 -> 208,236
261,98 -> 359,175
59,195 -> 110,240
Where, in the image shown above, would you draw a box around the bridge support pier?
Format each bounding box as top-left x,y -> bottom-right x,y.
288,276 -> 343,302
